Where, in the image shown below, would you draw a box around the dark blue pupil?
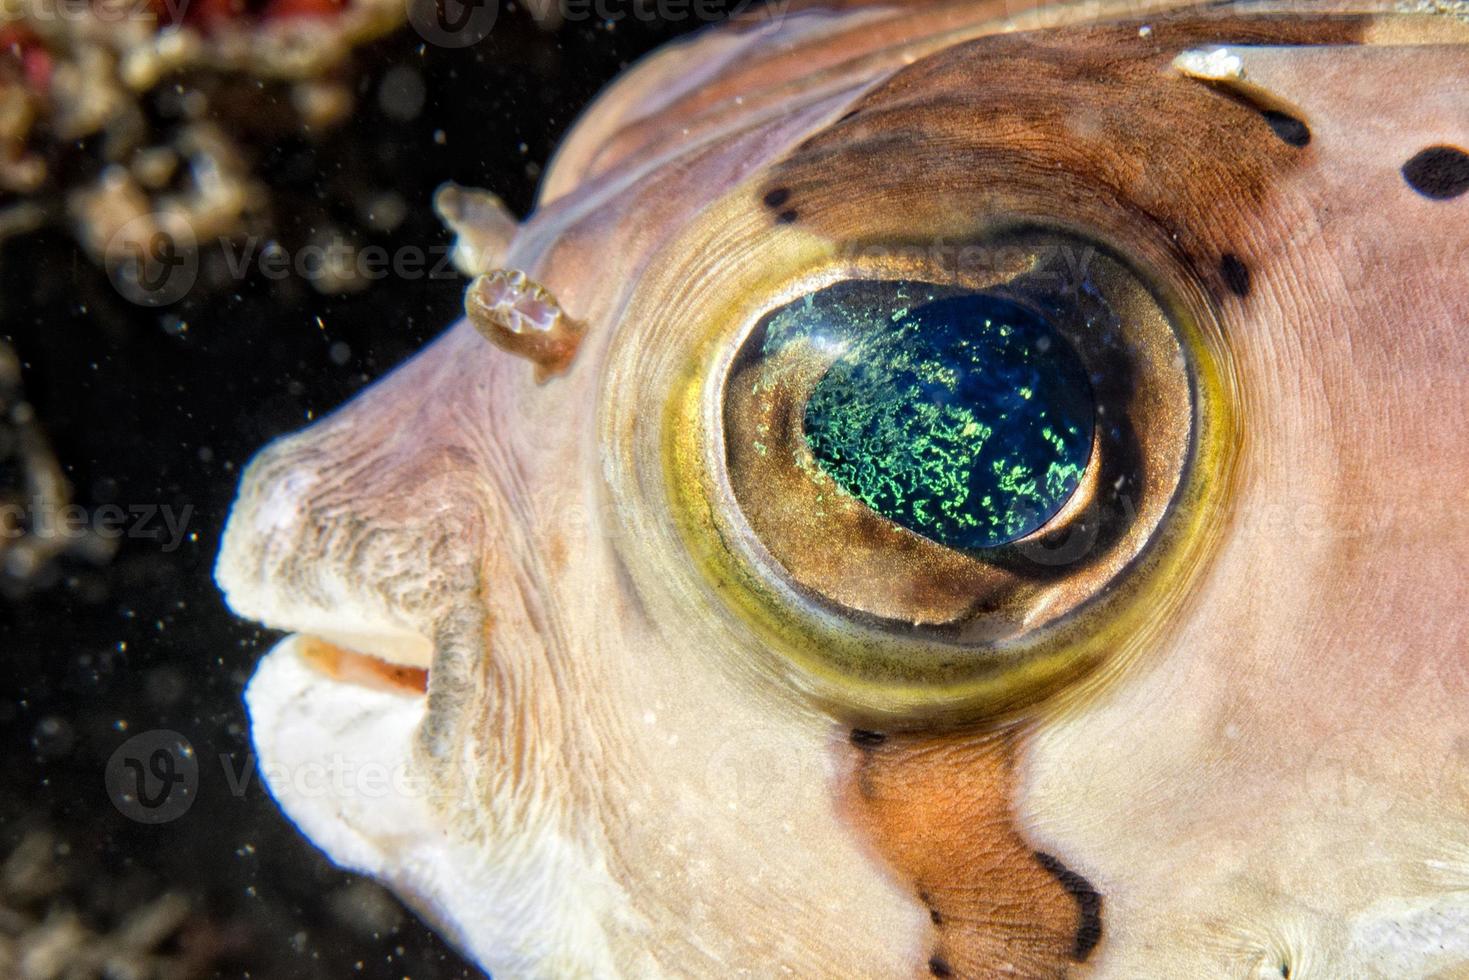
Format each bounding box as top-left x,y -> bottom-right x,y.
801,293 -> 1094,549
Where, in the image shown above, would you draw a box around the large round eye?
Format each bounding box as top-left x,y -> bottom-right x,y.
648,225 -> 1234,723
637,224 -> 1233,728
721,231 -> 1197,641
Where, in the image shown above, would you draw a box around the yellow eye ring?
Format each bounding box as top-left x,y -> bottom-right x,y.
604,209 -> 1238,727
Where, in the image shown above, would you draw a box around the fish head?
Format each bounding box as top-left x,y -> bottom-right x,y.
217,2 -> 1469,976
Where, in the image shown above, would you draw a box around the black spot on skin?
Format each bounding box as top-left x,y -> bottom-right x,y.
1260,109 -> 1310,148
762,187 -> 791,209
928,954 -> 954,977
1220,253 -> 1251,297
1195,80 -> 1309,149
849,729 -> 887,748
1034,851 -> 1103,962
1402,145 -> 1469,200
929,907 -> 943,925
776,208 -> 799,225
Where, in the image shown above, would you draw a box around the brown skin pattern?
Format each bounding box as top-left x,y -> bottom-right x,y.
777,11 -> 1386,978
846,729 -> 1099,978
761,12 -> 1369,301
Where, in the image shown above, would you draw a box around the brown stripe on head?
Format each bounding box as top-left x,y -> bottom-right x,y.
841,727 -> 1100,978
760,11 -> 1377,304
771,10 -> 1460,977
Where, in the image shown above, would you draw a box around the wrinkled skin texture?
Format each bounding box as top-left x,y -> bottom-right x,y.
216,1 -> 1469,976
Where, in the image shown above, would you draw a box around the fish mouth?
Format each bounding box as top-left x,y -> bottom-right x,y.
240,631 -> 468,946
214,520 -> 440,699
292,633 -> 429,696
242,630 -> 515,978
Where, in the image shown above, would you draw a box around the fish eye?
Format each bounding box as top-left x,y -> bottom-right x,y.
731,284 -> 1096,555
650,224 -> 1236,724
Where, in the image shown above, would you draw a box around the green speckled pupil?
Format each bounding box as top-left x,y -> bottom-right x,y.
801,292 -> 1094,549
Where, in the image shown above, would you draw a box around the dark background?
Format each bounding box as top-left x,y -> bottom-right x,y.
0,5 -> 710,976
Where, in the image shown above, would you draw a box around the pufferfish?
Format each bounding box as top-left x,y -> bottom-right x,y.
214,0 -> 1469,976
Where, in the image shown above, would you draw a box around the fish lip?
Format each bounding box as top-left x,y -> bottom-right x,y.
243,633 -> 435,857
245,631 -> 601,979
211,430 -> 455,690
242,635 -> 475,951
292,633 -> 430,696
214,503 -> 439,695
